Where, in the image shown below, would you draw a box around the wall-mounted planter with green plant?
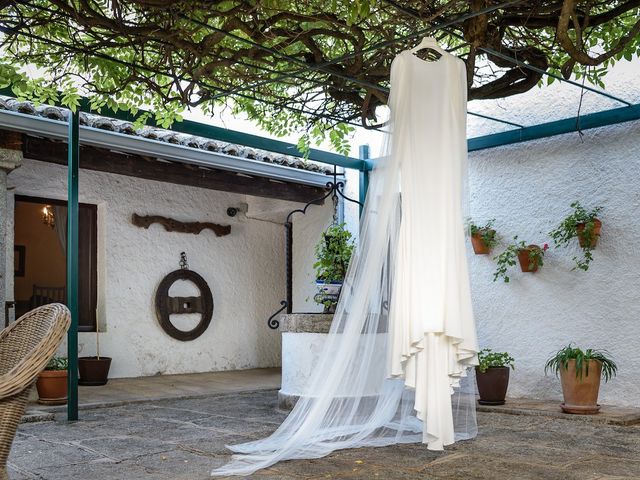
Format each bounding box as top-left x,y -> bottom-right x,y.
493,236 -> 548,282
469,219 -> 499,255
549,201 -> 603,271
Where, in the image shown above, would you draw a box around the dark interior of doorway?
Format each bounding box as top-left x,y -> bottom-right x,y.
14,195 -> 97,331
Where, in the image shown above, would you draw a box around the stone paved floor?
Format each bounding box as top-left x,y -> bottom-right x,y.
9,389 -> 640,480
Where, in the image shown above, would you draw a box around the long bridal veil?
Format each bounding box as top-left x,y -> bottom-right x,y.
212,48 -> 478,477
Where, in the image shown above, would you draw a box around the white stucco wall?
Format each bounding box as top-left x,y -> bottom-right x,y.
468,119 -> 640,407
8,159 -> 332,378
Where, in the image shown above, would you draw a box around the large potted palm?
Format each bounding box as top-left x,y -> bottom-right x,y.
544,345 -> 617,414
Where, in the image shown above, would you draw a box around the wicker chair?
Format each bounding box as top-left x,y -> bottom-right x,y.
0,303 -> 70,480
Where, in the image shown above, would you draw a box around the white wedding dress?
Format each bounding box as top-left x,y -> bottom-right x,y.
212,41 -> 479,477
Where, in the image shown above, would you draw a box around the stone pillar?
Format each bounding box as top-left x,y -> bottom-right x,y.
0,135 -> 23,326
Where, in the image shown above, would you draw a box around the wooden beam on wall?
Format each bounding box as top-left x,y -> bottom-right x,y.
20,134 -> 327,204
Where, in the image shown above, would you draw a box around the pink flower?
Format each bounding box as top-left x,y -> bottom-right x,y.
543,243 -> 549,251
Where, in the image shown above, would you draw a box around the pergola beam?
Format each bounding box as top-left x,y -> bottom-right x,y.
468,103 -> 640,151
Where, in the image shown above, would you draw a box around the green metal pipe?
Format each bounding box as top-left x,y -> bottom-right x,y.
358,145 -> 370,217
468,104 -> 640,151
66,109 -> 80,422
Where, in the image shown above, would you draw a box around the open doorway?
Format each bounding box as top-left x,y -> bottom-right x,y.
14,196 -> 97,331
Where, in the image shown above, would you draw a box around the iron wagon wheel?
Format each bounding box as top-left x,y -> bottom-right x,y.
154,269 -> 214,341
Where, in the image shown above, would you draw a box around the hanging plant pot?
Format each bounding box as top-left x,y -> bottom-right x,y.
78,356 -> 112,386
471,230 -> 495,255
314,280 -> 342,314
517,245 -> 542,272
475,366 -> 510,405
559,359 -> 602,414
576,218 -> 602,248
36,370 -> 68,405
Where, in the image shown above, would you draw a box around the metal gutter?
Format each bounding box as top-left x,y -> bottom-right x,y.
468,104 -> 640,152
0,109 -> 332,187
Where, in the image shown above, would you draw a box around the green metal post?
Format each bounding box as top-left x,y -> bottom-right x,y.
358,145 -> 370,217
67,109 -> 80,421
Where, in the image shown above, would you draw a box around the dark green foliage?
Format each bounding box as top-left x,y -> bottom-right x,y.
544,345 -> 617,382
549,201 -> 603,271
313,223 -> 355,283
493,236 -> 547,283
477,348 -> 515,373
45,356 -> 68,371
469,219 -> 499,249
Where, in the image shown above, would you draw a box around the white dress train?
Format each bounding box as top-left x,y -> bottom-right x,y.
212,45 -> 479,477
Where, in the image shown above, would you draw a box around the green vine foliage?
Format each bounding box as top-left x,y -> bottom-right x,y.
45,356 -> 69,371
549,201 -> 603,271
477,348 -> 515,373
493,236 -> 547,283
544,345 -> 617,382
469,219 -> 499,249
1,2 -> 639,153
313,223 -> 355,283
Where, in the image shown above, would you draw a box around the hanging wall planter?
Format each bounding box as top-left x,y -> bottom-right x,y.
576,218 -> 602,248
517,245 -> 545,272
469,219 -> 498,255
549,202 -> 603,271
493,236 -> 548,282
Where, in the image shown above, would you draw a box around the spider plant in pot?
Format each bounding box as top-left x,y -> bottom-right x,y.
468,219 -> 499,255
493,236 -> 549,282
36,356 -> 68,405
78,321 -> 112,386
475,349 -> 515,405
544,345 -> 617,414
313,223 -> 355,313
549,201 -> 603,271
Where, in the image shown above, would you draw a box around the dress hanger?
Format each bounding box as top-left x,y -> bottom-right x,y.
409,37 -> 446,61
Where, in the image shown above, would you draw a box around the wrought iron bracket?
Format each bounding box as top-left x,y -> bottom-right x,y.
267,166 -> 362,329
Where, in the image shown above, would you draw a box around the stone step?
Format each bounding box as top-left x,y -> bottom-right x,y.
20,410 -> 55,424
477,398 -> 640,426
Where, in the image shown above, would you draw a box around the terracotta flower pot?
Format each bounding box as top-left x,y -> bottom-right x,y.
475,366 -> 510,405
471,231 -> 494,255
78,356 -> 112,386
517,245 -> 541,272
36,370 -> 68,405
559,359 -> 602,414
576,218 -> 602,248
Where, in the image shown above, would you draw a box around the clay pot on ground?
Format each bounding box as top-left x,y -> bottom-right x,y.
559,359 -> 602,414
475,366 -> 510,405
576,218 -> 602,248
36,370 -> 68,405
78,356 -> 112,386
517,245 -> 541,272
471,230 -> 495,255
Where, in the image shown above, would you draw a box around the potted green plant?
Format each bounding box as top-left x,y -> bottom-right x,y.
313,223 -> 355,313
549,201 -> 603,271
493,236 -> 549,282
544,345 -> 617,414
36,356 -> 68,405
78,321 -> 112,386
469,219 -> 499,255
475,349 -> 515,405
